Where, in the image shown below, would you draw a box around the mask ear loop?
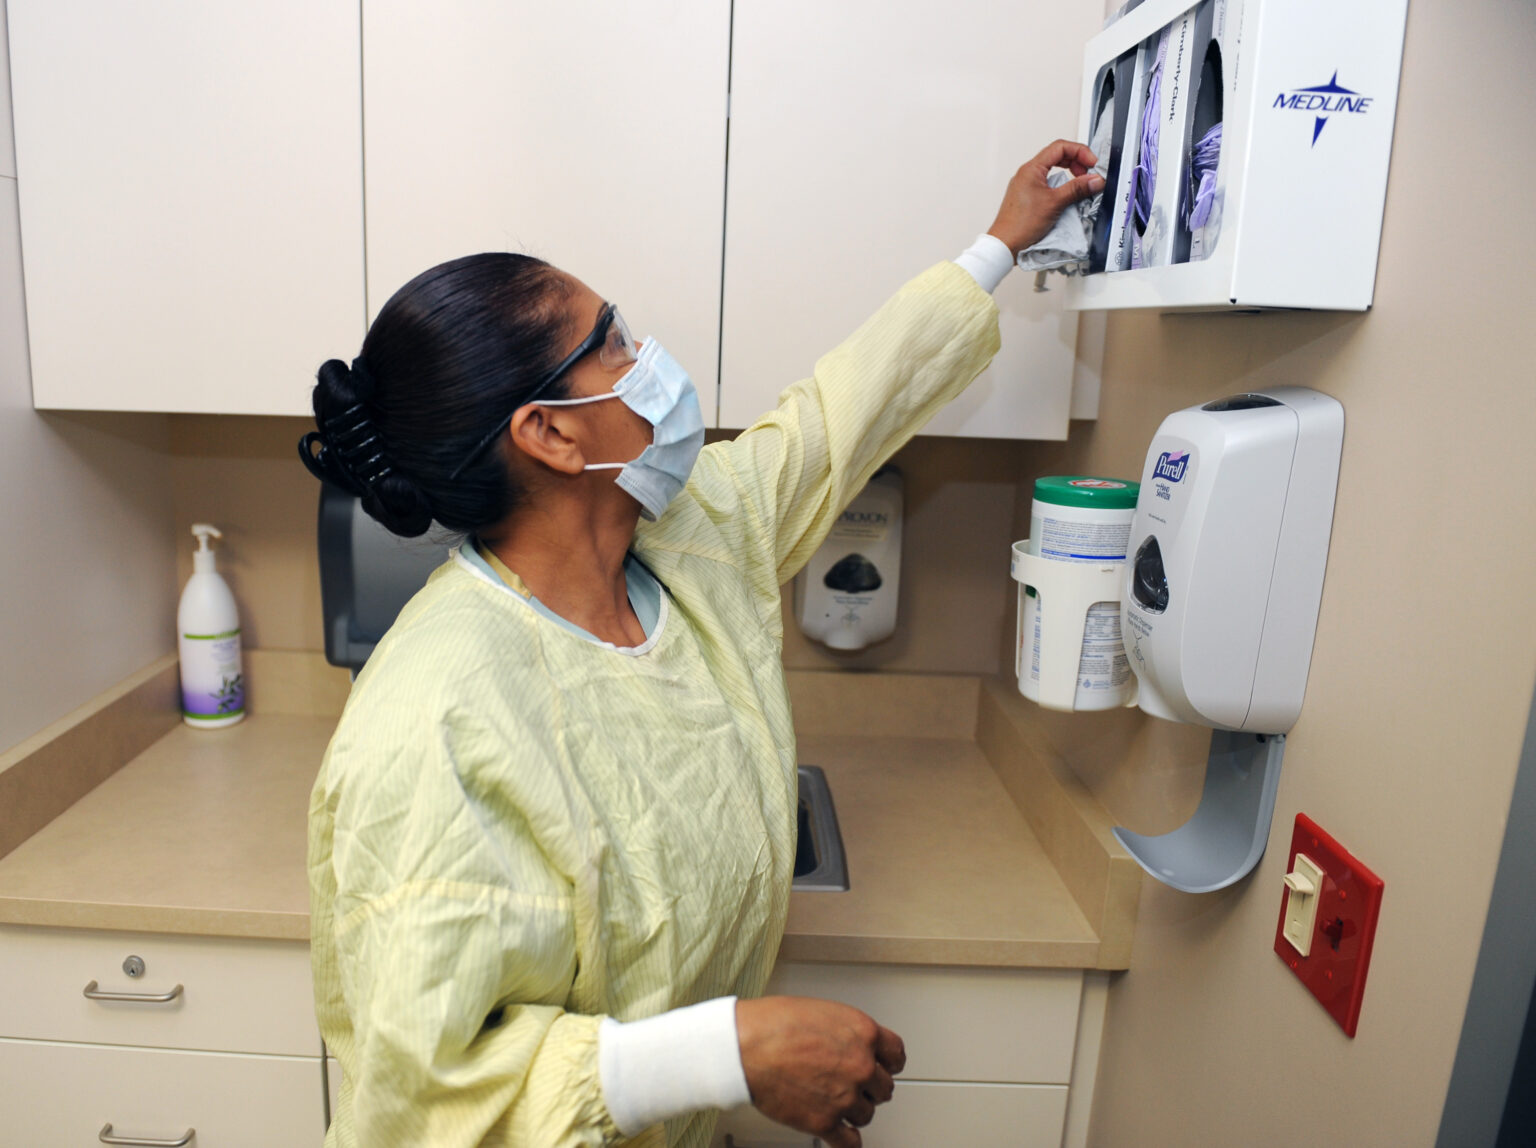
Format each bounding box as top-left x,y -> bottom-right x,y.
529,390 -> 647,474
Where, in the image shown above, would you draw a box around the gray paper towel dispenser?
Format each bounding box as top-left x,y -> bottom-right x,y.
316,483 -> 453,672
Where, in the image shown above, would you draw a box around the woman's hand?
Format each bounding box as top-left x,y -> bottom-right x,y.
736,996 -> 906,1148
987,139 -> 1105,255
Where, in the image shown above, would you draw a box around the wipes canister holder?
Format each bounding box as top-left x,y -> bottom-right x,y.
1011,477 -> 1140,712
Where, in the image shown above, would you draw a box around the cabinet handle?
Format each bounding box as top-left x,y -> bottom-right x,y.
98,1124 -> 195,1146
82,980 -> 184,1004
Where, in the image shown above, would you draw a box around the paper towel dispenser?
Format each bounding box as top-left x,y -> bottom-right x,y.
316,483 -> 451,672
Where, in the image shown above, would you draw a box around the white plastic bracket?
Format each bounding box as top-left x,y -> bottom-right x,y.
1010,540 -> 1131,712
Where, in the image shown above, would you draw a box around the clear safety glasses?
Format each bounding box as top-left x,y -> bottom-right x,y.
450,302 -> 639,480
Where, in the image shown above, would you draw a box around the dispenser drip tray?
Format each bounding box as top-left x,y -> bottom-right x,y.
1113,730 -> 1285,894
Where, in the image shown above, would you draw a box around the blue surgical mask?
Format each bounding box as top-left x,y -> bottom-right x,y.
537,339 -> 705,521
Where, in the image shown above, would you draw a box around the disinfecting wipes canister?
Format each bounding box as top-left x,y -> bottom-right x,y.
1020,476 -> 1139,711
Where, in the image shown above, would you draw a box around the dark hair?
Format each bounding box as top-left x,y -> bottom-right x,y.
298,253 -> 573,537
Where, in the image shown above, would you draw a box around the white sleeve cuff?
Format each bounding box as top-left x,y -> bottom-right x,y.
953,232 -> 1015,294
598,996 -> 752,1136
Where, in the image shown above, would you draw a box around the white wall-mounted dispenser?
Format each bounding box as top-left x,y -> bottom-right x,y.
1060,0 -> 1407,311
1114,387 -> 1344,891
795,468 -> 903,651
1008,389 -> 1343,892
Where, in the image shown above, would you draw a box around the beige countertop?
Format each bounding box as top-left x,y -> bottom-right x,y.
0,661 -> 1138,968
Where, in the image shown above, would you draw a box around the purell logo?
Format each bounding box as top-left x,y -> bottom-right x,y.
1154,450 -> 1190,483
1273,72 -> 1373,146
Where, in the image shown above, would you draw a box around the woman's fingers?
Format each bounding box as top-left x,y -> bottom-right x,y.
844,1092 -> 878,1128
863,1062 -> 896,1105
873,1024 -> 906,1075
1035,137 -> 1098,176
822,1123 -> 863,1148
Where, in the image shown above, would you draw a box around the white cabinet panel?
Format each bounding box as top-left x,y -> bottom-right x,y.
0,1037 -> 325,1147
720,0 -> 1104,438
362,0 -> 730,425
713,1080 -> 1068,1148
0,0 -> 16,180
767,962 -> 1083,1085
0,926 -> 318,1057
8,0 -> 365,414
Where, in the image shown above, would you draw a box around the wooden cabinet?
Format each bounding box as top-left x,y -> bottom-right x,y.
0,925 -> 325,1144
712,961 -> 1108,1148
360,0 -> 731,426
717,0 -> 1105,437
7,0 -> 365,415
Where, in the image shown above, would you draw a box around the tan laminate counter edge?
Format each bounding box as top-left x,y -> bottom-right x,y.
0,662 -> 1137,968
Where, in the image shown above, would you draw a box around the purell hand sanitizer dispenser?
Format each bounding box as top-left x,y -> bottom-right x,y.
1114,387 -> 1343,892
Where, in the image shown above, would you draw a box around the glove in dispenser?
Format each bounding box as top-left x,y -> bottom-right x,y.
1114,387 -> 1343,892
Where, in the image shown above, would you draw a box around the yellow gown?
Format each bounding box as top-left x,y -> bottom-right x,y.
308,261 -> 1001,1147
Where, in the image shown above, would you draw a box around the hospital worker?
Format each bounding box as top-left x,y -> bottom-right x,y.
298,140 -> 1103,1148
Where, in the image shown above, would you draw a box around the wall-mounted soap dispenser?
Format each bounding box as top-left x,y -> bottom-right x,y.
1010,388 -> 1343,893
795,468 -> 903,651
1115,387 -> 1344,891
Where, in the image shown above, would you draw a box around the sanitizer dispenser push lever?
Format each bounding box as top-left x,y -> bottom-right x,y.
1114,387 -> 1343,893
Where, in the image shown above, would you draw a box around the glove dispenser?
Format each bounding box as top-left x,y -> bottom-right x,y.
1114,387 -> 1343,891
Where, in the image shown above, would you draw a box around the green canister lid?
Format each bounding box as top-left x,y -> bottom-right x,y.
1032,475 -> 1140,510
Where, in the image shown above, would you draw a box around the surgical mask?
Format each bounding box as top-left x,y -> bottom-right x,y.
538,339 -> 705,521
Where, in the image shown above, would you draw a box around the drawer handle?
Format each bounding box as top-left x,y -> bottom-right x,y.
83,980 -> 185,1004
98,1124 -> 195,1146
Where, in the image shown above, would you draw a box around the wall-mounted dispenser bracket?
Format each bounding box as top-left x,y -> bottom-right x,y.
1113,729 -> 1284,893
1010,542 -> 1130,712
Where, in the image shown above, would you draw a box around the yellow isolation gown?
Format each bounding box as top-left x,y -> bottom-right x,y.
307,261 -> 1001,1147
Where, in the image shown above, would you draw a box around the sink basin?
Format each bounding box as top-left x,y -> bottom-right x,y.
793,766 -> 849,892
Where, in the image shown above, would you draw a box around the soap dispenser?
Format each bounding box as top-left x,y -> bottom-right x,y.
794,468 -> 904,651
178,524 -> 245,728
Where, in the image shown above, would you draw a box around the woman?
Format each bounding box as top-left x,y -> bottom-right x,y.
299,140 -> 1102,1148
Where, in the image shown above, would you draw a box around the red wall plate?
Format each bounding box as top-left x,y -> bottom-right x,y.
1273,813 -> 1385,1037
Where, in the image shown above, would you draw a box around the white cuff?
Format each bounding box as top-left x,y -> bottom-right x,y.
954,232 -> 1015,294
598,997 -> 752,1136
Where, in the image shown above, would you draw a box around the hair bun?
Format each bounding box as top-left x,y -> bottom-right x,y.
349,355 -> 377,402
363,472 -> 433,538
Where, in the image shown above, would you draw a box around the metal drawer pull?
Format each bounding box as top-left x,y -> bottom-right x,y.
82,980 -> 184,1003
98,1124 -> 195,1146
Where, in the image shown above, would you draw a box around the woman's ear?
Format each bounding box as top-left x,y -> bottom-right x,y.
507,404 -> 588,475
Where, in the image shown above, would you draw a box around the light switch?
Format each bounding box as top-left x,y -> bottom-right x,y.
1281,853 -> 1324,956
1273,814 -> 1385,1037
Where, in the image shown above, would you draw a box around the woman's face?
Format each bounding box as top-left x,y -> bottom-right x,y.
552,277 -> 654,469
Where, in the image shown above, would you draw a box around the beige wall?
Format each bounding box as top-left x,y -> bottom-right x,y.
1023,2 -> 1536,1143
0,0 -> 177,755
169,419 -> 1033,678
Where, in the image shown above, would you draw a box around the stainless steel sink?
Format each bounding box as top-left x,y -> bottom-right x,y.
793,766 -> 849,892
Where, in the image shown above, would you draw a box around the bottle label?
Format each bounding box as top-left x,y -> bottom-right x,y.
180,630 -> 245,719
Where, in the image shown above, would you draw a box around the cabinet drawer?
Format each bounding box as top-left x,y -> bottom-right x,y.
0,926 -> 317,1056
765,963 -> 1082,1085
713,1080 -> 1068,1148
0,1036 -> 325,1147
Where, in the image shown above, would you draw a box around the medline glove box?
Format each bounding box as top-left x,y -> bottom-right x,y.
1067,0 -> 1407,311
1122,388 -> 1343,733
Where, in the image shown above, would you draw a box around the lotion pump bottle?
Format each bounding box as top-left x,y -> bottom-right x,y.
178,524 -> 245,727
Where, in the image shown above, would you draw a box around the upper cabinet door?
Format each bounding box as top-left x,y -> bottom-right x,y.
9,1 -> 365,415
720,0 -> 1104,437
362,1 -> 731,425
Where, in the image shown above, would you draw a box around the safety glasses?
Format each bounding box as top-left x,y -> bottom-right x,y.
450,302 -> 639,480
